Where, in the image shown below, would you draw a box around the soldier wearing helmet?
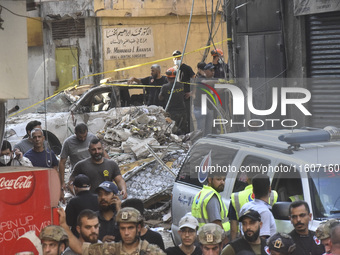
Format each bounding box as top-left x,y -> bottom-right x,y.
266,233 -> 296,255
198,223 -> 225,255
210,48 -> 228,79
39,225 -> 69,255
158,67 -> 188,135
316,219 -> 340,254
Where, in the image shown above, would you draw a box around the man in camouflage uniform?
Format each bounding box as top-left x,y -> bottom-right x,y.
316,219 -> 340,254
198,223 -> 225,255
58,207 -> 165,255
266,233 -> 296,255
39,225 -> 69,255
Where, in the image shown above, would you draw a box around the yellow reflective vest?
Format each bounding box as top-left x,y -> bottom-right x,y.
191,185 -> 230,232
231,184 -> 278,219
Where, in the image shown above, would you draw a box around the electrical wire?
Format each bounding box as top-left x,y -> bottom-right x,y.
165,0 -> 195,112
0,4 -> 42,21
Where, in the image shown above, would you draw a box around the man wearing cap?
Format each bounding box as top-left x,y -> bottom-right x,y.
70,138 -> 127,198
95,181 -> 121,242
266,233 -> 296,255
288,200 -> 324,255
128,64 -> 167,107
65,174 -> 99,237
316,219 -> 340,254
198,223 -> 225,255
191,175 -> 230,237
39,225 -> 69,255
58,207 -> 165,255
63,209 -> 101,255
239,174 -> 276,239
166,215 -> 201,255
221,209 -> 265,255
159,67 -> 187,134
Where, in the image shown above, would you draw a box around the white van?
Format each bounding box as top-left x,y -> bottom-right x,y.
171,127 -> 340,245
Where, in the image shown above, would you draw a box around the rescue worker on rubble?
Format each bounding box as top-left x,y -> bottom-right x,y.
39,225 -> 69,255
58,207 -> 165,255
229,170 -> 278,240
198,223 -> 225,255
315,219 -> 340,254
210,48 -> 228,79
191,173 -> 230,243
159,67 -> 188,135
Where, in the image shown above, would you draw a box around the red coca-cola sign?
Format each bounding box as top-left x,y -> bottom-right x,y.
0,172 -> 35,205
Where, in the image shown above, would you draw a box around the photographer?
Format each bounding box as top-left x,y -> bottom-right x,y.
0,140 -> 32,167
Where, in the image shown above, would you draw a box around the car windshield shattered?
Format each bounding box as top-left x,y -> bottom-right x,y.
309,168 -> 340,219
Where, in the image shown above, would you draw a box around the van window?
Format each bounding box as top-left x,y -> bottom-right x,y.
232,155 -> 271,192
271,164 -> 303,202
176,142 -> 238,187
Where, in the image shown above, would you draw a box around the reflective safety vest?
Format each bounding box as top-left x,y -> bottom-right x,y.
289,194 -> 303,202
191,185 -> 230,232
231,184 -> 278,219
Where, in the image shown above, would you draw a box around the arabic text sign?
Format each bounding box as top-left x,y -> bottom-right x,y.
104,27 -> 154,60
294,0 -> 340,16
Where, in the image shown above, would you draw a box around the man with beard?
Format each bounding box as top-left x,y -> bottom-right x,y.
0,140 -> 32,167
59,207 -> 165,254
289,201 -> 324,255
198,223 -> 225,255
63,209 -> 100,255
239,174 -> 276,239
128,64 -> 167,107
69,138 -> 127,198
95,181 -> 121,242
191,175 -> 230,236
166,215 -> 201,255
221,209 -> 266,255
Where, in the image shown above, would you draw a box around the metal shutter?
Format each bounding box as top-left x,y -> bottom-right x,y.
306,12 -> 340,128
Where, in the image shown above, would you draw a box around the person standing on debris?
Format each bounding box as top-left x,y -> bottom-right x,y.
59,123 -> 98,190
0,140 -> 33,167
316,219 -> 340,254
239,174 -> 276,239
14,120 -> 50,154
119,198 -> 165,250
39,225 -> 69,255
210,48 -> 228,79
24,128 -> 59,170
69,138 -> 127,198
95,181 -> 121,242
288,201 -> 324,255
128,64 -> 168,107
166,215 -> 201,255
59,207 -> 166,255
159,67 -> 188,135
191,174 -> 230,239
173,50 -> 195,132
221,209 -> 266,255
198,223 -> 225,255
65,174 -> 99,237
63,209 -> 101,255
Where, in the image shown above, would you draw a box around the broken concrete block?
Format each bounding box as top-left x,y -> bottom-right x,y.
131,138 -> 160,159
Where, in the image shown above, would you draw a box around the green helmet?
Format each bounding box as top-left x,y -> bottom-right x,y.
39,225 -> 68,245
316,219 -> 340,240
198,223 -> 224,245
116,207 -> 143,224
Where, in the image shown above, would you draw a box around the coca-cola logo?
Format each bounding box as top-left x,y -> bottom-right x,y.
0,172 -> 35,205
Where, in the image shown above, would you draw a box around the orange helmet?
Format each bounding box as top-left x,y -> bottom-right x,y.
166,67 -> 177,78
211,48 -> 223,57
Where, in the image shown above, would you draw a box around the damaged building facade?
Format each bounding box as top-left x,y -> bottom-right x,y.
7,0 -> 228,114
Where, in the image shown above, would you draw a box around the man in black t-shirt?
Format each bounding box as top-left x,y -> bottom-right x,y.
128,64 -> 167,107
159,67 -> 187,135
166,215 -> 201,255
